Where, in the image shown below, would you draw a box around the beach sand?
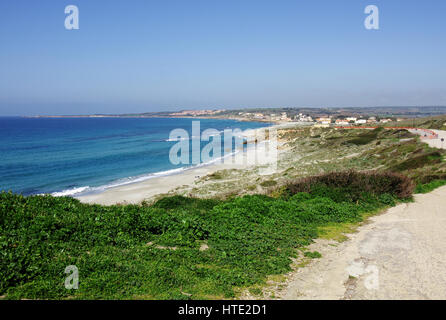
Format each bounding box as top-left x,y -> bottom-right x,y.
76,125 -> 281,205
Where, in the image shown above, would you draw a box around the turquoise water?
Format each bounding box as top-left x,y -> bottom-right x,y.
0,117 -> 270,196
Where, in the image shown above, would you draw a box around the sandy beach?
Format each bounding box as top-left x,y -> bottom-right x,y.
76,124 -> 282,205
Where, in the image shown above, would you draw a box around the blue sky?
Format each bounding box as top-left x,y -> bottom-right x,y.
0,0 -> 445,115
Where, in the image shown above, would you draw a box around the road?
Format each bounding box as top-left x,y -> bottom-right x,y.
409,128 -> 446,149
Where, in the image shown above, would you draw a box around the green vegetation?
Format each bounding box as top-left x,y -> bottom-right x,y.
384,115 -> 446,130
360,136 -> 446,185
0,171 -> 411,300
390,151 -> 443,172
285,170 -> 414,200
260,180 -> 278,188
184,125 -> 445,200
304,251 -> 322,259
344,128 -> 381,146
415,179 -> 446,194
207,172 -> 223,180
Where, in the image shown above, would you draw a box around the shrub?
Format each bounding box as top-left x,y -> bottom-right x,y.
418,174 -> 446,184
260,180 -> 277,188
285,170 -> 414,200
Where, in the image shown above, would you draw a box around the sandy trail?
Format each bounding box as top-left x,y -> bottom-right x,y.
281,130 -> 446,300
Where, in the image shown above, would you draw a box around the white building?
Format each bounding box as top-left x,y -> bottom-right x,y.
335,119 -> 349,125
295,114 -> 313,122
254,113 -> 264,119
317,117 -> 331,124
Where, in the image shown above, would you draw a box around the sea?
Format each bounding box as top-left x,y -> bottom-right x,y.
0,117 -> 270,197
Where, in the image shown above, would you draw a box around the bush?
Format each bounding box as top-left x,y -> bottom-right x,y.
285,170 -> 414,200
418,174 -> 446,184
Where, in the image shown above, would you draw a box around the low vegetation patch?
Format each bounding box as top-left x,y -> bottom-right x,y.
284,170 -> 414,200
207,172 -> 223,180
304,251 -> 322,259
390,151 -> 443,172
415,179 -> 446,194
344,128 -> 381,146
260,180 -> 278,188
385,115 -> 446,130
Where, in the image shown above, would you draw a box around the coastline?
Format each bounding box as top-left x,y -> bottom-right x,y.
76,124 -> 281,205
24,114 -> 281,125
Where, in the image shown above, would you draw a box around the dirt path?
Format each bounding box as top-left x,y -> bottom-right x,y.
280,185 -> 446,300
409,128 -> 446,149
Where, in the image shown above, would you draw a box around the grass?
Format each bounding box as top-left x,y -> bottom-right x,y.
317,222 -> 359,242
260,180 -> 278,188
415,179 -> 446,194
316,204 -> 392,243
384,115 -> 446,130
0,171 -> 411,300
207,172 -> 224,180
344,128 -> 381,146
303,251 -> 322,259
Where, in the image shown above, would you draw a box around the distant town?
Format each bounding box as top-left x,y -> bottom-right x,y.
29,106 -> 446,127
205,110 -> 397,126
159,106 -> 446,127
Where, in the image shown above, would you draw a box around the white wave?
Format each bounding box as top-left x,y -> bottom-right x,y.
151,167 -> 186,176
53,148 -> 244,198
165,137 -> 189,142
51,186 -> 90,197
68,167 -> 189,197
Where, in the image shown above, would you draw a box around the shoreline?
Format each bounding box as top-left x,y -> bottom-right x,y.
76,124 -> 281,205
23,114 -> 282,125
